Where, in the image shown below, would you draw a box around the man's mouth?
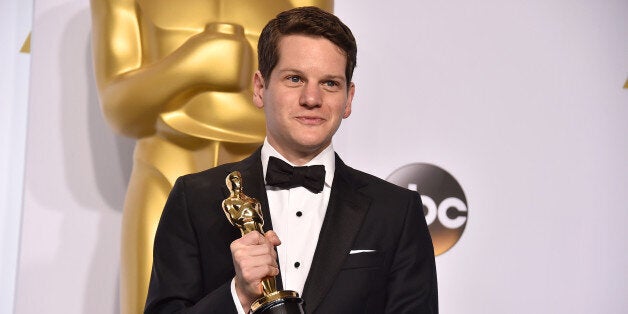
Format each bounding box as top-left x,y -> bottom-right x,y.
295,116 -> 325,125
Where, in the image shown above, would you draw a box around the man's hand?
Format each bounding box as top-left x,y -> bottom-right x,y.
231,230 -> 281,311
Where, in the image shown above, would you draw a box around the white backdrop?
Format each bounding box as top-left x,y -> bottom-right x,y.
13,0 -> 628,313
0,0 -> 32,313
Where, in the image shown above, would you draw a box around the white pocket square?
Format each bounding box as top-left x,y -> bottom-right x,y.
349,249 -> 376,254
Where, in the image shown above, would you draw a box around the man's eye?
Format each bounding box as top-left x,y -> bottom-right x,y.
287,76 -> 301,83
323,81 -> 339,87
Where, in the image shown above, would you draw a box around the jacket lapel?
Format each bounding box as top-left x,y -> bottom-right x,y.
301,155 -> 372,313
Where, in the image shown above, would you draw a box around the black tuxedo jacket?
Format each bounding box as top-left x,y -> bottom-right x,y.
145,149 -> 438,313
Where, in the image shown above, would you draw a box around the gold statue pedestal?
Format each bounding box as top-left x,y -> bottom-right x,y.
251,290 -> 304,314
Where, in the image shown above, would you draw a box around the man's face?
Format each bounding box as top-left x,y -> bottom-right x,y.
253,35 -> 355,163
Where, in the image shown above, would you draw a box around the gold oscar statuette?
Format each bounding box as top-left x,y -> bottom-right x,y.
222,171 -> 305,314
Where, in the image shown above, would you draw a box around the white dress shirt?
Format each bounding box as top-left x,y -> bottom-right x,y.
231,139 -> 335,313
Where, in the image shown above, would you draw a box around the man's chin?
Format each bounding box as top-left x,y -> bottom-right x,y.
268,133 -> 332,161
294,139 -> 331,155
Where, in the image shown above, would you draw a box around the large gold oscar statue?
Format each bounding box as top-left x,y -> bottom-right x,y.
90,1 -> 333,313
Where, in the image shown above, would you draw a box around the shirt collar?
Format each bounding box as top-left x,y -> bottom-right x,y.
261,138 -> 335,188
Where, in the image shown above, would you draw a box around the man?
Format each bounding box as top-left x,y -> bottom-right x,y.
145,7 -> 438,313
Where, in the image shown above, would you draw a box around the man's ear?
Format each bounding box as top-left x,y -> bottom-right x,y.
343,82 -> 355,119
253,71 -> 265,109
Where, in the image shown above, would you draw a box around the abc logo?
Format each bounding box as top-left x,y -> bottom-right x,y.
387,163 -> 467,255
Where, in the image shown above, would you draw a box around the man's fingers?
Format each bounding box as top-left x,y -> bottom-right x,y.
239,265 -> 280,282
230,230 -> 281,308
231,230 -> 281,251
238,231 -> 266,245
230,230 -> 279,272
233,248 -> 278,267
265,230 -> 281,246
265,265 -> 280,278
231,237 -> 277,257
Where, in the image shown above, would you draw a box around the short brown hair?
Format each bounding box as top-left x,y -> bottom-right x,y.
258,6 -> 357,87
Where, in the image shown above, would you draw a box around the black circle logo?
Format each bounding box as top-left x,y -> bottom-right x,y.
387,163 -> 468,256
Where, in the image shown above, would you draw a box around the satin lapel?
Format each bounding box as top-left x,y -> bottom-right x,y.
301,156 -> 371,313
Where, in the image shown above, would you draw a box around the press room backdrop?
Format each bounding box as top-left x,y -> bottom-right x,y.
10,0 -> 627,313
0,0 -> 32,313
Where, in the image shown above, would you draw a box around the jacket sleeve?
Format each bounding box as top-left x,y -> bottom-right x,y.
385,191 -> 439,314
144,177 -> 238,314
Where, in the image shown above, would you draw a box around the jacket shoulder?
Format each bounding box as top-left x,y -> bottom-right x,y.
342,164 -> 419,201
176,161 -> 240,192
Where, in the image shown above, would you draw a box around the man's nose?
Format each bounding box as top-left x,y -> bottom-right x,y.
299,83 -> 322,108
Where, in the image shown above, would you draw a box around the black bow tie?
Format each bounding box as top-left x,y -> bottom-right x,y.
265,156 -> 326,193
